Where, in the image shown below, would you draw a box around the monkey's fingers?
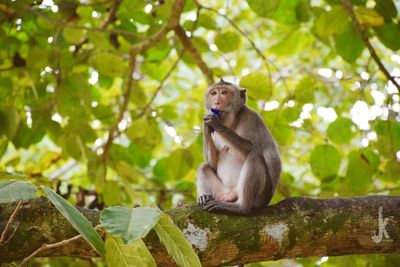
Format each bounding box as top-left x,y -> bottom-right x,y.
198,194 -> 213,205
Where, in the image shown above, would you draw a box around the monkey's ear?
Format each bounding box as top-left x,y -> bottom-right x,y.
240,89 -> 247,102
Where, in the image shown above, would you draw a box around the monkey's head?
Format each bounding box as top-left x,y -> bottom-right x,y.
205,79 -> 246,114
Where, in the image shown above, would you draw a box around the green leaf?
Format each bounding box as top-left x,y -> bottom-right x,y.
345,149 -> 378,193
270,29 -> 313,56
115,160 -> 142,183
103,181 -> 122,206
309,144 -> 341,179
272,0 -> 300,24
354,7 -> 384,27
214,31 -> 241,53
63,28 -> 86,44
43,187 -> 105,256
100,206 -> 160,243
246,0 -> 280,18
374,22 -> 400,51
0,181 -> 36,203
0,135 -> 8,159
105,235 -> 156,267
373,119 -> 400,158
293,77 -> 316,103
89,52 -> 126,77
153,149 -> 193,181
315,6 -> 349,37
334,25 -> 364,63
327,117 -> 355,144
0,107 -> 21,139
374,0 -> 397,21
154,213 -> 201,267
239,72 -> 272,100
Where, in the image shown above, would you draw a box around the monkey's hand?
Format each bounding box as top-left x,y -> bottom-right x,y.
198,194 -> 213,206
204,113 -> 224,132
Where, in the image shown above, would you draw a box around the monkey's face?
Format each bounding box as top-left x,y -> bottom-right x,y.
205,86 -> 238,112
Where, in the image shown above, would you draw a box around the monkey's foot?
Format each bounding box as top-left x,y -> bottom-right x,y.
203,200 -> 226,212
216,193 -> 238,202
198,194 -> 213,206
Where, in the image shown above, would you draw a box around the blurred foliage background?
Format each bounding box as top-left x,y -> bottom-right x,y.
0,0 -> 400,266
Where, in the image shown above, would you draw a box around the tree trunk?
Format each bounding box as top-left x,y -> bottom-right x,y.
1,195 -> 399,266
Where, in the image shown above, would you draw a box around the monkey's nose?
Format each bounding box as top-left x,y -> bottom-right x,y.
214,102 -> 220,107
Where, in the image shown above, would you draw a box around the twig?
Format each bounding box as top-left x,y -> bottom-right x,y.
0,201 -> 22,246
174,25 -> 214,85
26,6 -> 140,39
102,50 -> 137,165
341,0 -> 400,91
197,2 -> 289,91
19,225 -> 103,266
102,0 -> 185,165
134,52 -> 184,119
74,0 -> 122,53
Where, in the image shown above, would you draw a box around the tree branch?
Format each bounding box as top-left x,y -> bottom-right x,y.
1,196 -> 400,266
341,0 -> 400,91
174,25 -> 214,85
101,0 -> 185,164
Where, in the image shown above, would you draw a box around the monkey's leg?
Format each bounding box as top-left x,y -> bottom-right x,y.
196,163 -> 228,206
203,151 -> 268,214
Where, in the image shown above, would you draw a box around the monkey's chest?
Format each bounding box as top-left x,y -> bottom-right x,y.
211,132 -> 244,188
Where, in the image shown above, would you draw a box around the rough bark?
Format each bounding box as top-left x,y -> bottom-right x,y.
1,195 -> 400,266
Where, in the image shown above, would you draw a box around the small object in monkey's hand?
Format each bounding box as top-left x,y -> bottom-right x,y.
211,108 -> 222,118
210,108 -> 222,132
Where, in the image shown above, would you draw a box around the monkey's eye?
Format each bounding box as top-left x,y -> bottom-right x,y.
210,91 -> 217,96
221,90 -> 228,95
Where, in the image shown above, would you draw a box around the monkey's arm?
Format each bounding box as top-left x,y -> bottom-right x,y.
203,125 -> 218,169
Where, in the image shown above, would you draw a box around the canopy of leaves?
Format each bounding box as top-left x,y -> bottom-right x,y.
0,0 -> 400,266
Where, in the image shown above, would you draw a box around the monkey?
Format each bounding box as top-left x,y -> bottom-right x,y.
196,79 -> 281,215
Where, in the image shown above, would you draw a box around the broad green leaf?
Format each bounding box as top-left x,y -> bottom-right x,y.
309,144 -> 341,179
374,0 -> 397,21
144,39 -> 172,62
87,153 -> 105,192
246,0 -> 280,18
89,53 -> 126,77
126,117 -> 162,151
374,22 -> 400,51
334,25 -> 364,63
239,72 -> 272,100
105,235 -> 156,267
382,160 -> 400,182
154,213 -> 201,267
272,0 -> 300,24
115,160 -> 142,183
197,13 -> 217,29
0,181 -> 36,203
373,120 -> 400,158
153,149 -> 193,181
63,28 -> 86,44
100,206 -> 160,243
354,7 -> 384,27
296,0 -> 311,22
0,135 -> 8,159
214,31 -> 241,53
345,150 -> 378,193
315,6 -> 349,37
270,29 -> 313,56
0,107 -> 21,139
103,181 -> 122,206
294,77 -> 316,103
327,118 -> 354,144
43,187 -> 105,256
